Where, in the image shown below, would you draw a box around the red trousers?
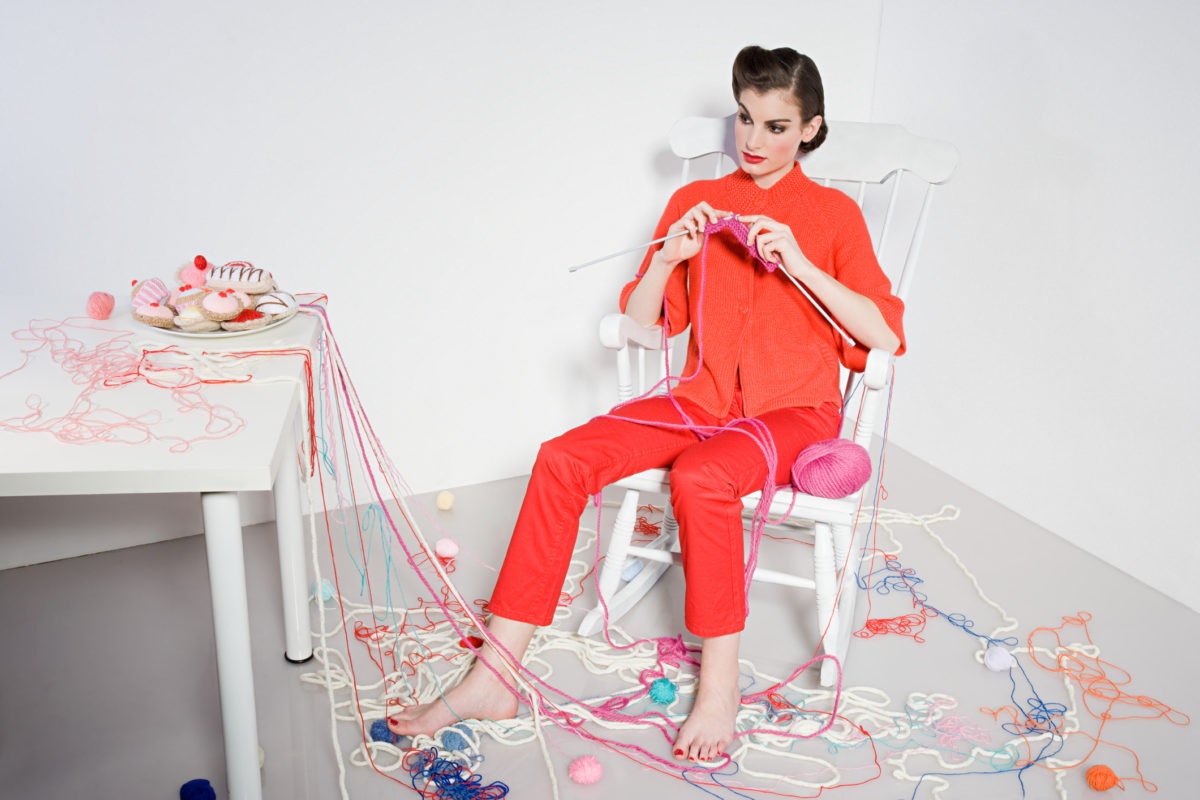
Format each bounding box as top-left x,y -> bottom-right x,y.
488,394 -> 840,637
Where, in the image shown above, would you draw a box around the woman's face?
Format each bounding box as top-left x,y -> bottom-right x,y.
734,88 -> 821,188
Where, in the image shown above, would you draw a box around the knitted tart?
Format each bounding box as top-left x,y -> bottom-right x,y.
132,302 -> 176,329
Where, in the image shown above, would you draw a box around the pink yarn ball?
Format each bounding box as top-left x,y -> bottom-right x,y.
791,439 -> 872,498
567,755 -> 602,785
86,292 -> 115,320
434,538 -> 459,559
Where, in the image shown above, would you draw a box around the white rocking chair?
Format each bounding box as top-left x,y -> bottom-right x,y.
576,115 -> 959,687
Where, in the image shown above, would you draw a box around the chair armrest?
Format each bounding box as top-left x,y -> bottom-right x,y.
862,347 -> 894,391
599,313 -> 666,351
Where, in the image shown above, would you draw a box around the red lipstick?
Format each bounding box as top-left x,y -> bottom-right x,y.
742,152 -> 766,164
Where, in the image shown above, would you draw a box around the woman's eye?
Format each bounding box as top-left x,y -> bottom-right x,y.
770,125 -> 786,134
738,114 -> 751,124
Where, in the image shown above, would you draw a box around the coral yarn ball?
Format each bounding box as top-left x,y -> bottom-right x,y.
1086,764 -> 1119,791
791,439 -> 872,498
435,490 -> 455,511
86,291 -> 115,320
567,755 -> 603,785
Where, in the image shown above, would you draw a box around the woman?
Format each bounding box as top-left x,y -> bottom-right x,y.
389,45 -> 904,763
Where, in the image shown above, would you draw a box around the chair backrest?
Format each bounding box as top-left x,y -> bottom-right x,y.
614,116 -> 958,412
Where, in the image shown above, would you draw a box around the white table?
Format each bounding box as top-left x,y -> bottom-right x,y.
0,304 -> 319,800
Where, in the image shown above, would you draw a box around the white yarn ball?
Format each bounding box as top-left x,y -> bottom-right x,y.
984,644 -> 1014,671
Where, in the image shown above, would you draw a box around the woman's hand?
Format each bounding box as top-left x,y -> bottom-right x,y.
660,202 -> 730,266
740,214 -> 818,282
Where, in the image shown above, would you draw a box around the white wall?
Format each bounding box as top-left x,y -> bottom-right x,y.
7,2 -> 1194,615
1,1 -> 881,556
872,2 -> 1200,611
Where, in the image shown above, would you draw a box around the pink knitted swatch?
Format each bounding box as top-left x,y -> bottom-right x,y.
704,216 -> 778,271
791,439 -> 872,498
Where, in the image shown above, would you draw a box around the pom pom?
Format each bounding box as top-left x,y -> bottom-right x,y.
435,490 -> 455,511
312,579 -> 335,603
1086,764 -> 1119,791
179,778 -> 216,800
435,538 -> 460,559
567,755 -> 603,785
791,439 -> 872,498
984,644 -> 1014,672
86,292 -> 115,320
194,254 -> 208,269
648,677 -> 677,705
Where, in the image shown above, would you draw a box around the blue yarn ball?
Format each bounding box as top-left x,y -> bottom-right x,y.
180,778 -> 216,800
370,719 -> 404,745
649,677 -> 677,705
440,728 -> 469,752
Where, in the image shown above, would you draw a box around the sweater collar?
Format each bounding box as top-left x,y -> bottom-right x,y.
728,161 -> 812,213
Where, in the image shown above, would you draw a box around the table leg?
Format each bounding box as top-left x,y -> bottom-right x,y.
273,455 -> 313,663
202,490 -> 262,800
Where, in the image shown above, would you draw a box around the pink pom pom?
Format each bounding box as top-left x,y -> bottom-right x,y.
791,439 -> 872,498
434,538 -> 459,559
86,292 -> 115,320
567,755 -> 602,785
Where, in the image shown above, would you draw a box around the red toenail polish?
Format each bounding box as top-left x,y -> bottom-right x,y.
674,749 -> 683,757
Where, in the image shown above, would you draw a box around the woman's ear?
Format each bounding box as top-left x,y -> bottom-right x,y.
801,114 -> 824,143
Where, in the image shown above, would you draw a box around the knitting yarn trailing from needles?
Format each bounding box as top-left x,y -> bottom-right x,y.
791,438 -> 872,498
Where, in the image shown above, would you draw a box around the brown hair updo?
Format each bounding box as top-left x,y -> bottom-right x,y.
731,45 -> 828,153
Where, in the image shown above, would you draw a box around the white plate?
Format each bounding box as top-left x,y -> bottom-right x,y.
146,312 -> 298,339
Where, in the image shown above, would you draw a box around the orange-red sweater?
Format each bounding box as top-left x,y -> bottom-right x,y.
619,164 -> 905,418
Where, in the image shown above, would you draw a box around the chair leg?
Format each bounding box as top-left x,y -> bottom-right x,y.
831,522 -> 865,668
577,490 -> 672,637
664,503 -> 680,553
813,521 -> 841,687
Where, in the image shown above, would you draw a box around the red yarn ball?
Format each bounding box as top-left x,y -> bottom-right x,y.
791,439 -> 872,498
86,292 -> 115,320
1085,764 -> 1119,791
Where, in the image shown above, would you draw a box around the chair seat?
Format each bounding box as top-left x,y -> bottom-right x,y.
615,469 -> 862,527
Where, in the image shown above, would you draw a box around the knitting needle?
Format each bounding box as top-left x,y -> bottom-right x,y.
567,229 -> 691,273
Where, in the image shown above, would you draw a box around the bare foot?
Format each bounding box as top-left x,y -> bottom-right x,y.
387,665 -> 519,738
673,632 -> 742,762
388,615 -> 535,738
672,682 -> 740,762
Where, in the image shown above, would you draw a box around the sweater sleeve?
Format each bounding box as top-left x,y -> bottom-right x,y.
826,192 -> 907,370
618,187 -> 692,336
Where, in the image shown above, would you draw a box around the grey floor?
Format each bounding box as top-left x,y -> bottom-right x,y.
1,445 -> 1196,800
